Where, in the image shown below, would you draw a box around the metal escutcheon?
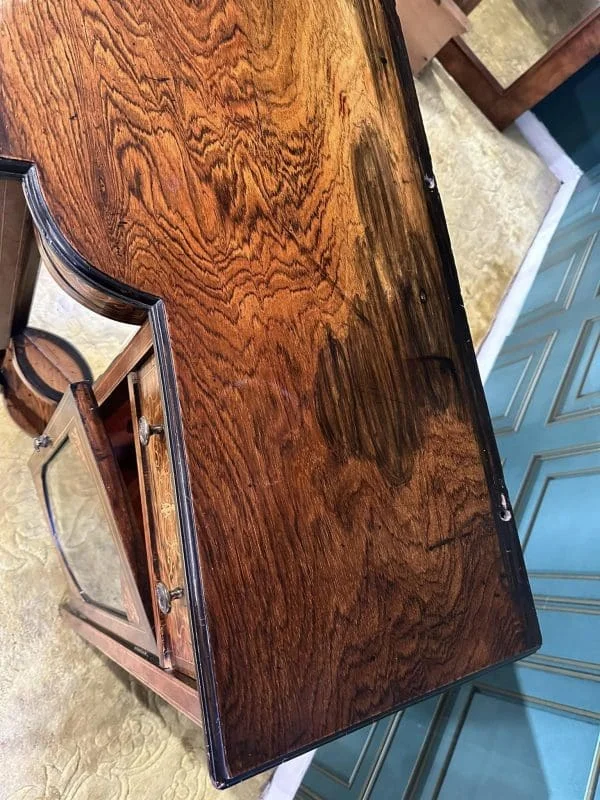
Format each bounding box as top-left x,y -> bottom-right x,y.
156,582 -> 183,615
138,415 -> 164,447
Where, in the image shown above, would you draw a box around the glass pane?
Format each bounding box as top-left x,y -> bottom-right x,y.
462,0 -> 599,88
44,439 -> 125,613
29,264 -> 140,378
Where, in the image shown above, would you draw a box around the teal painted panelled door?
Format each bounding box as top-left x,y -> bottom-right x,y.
298,165 -> 600,800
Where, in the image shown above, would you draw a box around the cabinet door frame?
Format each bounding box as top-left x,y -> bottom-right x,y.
438,8 -> 600,130
29,381 -> 157,655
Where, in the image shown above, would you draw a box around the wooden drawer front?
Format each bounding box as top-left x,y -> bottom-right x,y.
129,356 -> 195,677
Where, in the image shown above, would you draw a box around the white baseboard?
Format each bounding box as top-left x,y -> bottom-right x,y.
514,111 -> 582,184
477,113 -> 582,382
262,750 -> 316,800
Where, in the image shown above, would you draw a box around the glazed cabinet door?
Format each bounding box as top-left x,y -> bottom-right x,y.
29,382 -> 156,654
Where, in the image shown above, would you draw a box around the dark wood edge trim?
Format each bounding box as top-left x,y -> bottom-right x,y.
379,0 -> 541,648
0,157 -> 30,178
62,606 -> 203,725
35,229 -> 148,325
439,10 -> 600,129
150,301 -> 228,785
13,326 -> 93,402
21,167 -> 157,310
66,587 -> 541,790
204,645 -> 543,788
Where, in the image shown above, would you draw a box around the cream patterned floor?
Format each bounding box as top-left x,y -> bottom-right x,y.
0,63 -> 557,800
463,0 -> 597,88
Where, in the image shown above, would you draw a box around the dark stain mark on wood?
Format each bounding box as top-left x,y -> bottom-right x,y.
315,124 -> 462,486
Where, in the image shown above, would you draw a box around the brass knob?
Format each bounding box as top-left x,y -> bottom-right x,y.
138,415 -> 164,446
156,582 -> 183,615
33,434 -> 52,451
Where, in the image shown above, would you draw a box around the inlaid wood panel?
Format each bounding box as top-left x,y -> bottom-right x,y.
129,356 -> 194,678
0,0 -> 538,783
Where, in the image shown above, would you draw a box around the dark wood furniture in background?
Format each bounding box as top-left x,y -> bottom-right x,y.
455,0 -> 483,14
0,177 -> 91,433
1,328 -> 92,434
0,0 -> 539,788
438,5 -> 600,129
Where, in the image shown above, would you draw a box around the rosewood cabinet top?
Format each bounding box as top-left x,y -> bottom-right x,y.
0,0 -> 540,786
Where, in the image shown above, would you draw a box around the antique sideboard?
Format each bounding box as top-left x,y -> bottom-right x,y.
0,0 -> 540,787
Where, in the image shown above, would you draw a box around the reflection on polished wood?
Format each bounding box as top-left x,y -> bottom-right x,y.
1,327 -> 93,435
0,0 -> 539,786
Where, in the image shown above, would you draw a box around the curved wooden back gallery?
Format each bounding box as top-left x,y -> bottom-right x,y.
0,0 -> 540,788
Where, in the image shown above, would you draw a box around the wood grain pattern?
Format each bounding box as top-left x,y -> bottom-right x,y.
36,230 -> 148,325
0,178 -> 37,350
1,0 -> 539,785
0,327 -> 92,434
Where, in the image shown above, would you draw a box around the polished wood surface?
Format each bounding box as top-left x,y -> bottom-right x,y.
37,229 -> 148,325
1,327 -> 92,434
1,0 -> 539,785
0,178 -> 37,350
439,8 -> 600,129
